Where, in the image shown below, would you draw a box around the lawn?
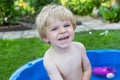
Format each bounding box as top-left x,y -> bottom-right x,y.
0,30 -> 120,80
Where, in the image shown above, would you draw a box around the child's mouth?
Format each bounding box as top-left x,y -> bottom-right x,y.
58,36 -> 69,41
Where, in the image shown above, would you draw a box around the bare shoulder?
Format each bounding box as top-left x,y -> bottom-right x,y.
43,48 -> 52,64
72,42 -> 86,55
43,48 -> 63,80
72,42 -> 85,49
43,48 -> 55,73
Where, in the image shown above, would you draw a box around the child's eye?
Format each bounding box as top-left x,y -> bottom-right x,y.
51,27 -> 58,31
64,24 -> 70,27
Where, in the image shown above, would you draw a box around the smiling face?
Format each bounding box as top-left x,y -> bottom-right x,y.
36,5 -> 76,44
43,18 -> 75,49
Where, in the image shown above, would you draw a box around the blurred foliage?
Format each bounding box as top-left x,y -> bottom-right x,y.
28,0 -> 61,16
99,1 -> 120,22
61,0 -> 109,15
0,0 -> 120,26
0,0 -> 15,25
0,0 -> 61,26
0,0 -> 34,25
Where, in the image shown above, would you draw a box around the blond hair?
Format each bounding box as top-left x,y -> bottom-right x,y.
36,4 -> 76,39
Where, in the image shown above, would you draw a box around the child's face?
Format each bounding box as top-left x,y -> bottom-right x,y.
43,18 -> 74,48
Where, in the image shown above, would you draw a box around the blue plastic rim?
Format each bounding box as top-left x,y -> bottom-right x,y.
9,50 -> 120,80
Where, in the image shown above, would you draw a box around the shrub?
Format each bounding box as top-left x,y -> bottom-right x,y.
61,0 -> 109,16
0,0 -> 61,26
0,0 -> 35,26
99,4 -> 120,22
28,0 -> 61,16
0,0 -> 15,25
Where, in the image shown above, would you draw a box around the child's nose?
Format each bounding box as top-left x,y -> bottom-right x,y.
59,27 -> 66,34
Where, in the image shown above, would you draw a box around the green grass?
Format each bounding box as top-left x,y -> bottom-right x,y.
0,38 -> 50,80
74,30 -> 120,49
0,30 -> 120,80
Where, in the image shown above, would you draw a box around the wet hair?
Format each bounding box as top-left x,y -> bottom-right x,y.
36,4 -> 76,40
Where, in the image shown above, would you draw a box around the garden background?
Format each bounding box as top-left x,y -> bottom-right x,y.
0,0 -> 120,80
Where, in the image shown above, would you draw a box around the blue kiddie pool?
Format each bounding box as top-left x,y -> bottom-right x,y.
9,50 -> 120,80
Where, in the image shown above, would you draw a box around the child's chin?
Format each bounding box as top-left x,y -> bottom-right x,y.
59,43 -> 71,48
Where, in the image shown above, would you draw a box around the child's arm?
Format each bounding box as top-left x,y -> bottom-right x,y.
82,68 -> 92,80
74,42 -> 92,80
43,57 -> 63,80
82,56 -> 92,80
81,45 -> 92,80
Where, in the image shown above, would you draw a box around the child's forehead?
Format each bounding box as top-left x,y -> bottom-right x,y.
46,17 -> 69,25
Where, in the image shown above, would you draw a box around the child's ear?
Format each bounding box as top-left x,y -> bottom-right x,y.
42,37 -> 49,43
41,36 -> 49,43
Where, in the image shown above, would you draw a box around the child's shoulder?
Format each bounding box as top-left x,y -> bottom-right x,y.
72,42 -> 85,48
43,47 -> 52,59
72,42 -> 86,54
72,42 -> 86,51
